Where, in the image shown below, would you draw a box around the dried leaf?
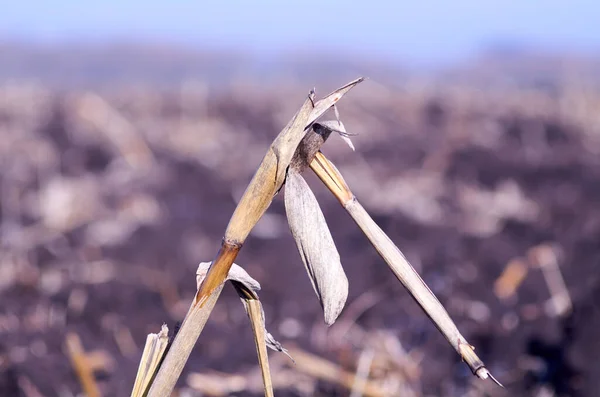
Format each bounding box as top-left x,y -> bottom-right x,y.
333,104 -> 341,123
316,120 -> 356,151
196,261 -> 260,294
196,262 -> 292,360
284,168 -> 349,325
340,135 -> 355,151
308,77 -> 364,128
264,328 -> 295,364
237,291 -> 295,363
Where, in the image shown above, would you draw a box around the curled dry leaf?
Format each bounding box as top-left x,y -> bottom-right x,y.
316,120 -> 356,151
334,104 -> 356,151
284,168 -> 349,326
196,261 -> 260,294
196,262 -> 292,360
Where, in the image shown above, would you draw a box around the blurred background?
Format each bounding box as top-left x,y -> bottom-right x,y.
1,1 -> 600,396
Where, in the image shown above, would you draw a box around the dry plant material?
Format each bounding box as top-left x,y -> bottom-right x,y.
76,93 -> 155,169
284,347 -> 389,397
349,348 -> 375,397
494,258 -> 529,300
187,372 -> 248,396
527,244 -> 572,317
148,78 -> 363,397
145,78 -> 503,395
331,105 -> 357,151
130,324 -> 169,397
85,350 -> 116,373
196,262 -> 293,397
115,326 -> 139,359
284,118 -> 356,325
246,299 -> 274,397
284,167 -> 348,325
65,332 -> 101,397
309,151 -> 502,386
196,262 -> 292,360
18,376 -> 45,397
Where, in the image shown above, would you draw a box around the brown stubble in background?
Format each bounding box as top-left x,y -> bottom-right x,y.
1,74 -> 599,395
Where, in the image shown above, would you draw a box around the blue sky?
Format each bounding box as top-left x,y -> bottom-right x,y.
2,1 -> 599,65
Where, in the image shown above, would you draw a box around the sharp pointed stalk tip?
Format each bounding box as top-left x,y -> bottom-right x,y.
476,367 -> 504,388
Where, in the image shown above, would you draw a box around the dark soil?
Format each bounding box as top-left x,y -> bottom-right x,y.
1,84 -> 598,396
